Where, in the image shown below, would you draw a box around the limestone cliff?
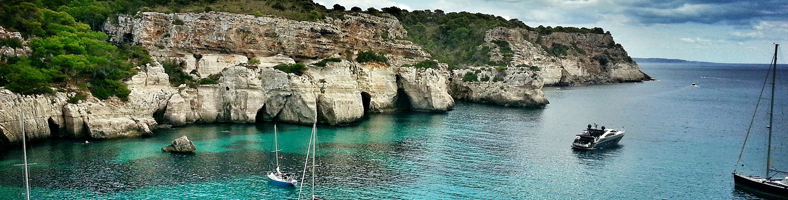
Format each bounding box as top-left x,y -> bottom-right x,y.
484,27 -> 649,86
0,10 -> 649,149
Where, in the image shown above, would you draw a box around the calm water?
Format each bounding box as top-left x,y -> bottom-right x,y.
1,63 -> 787,199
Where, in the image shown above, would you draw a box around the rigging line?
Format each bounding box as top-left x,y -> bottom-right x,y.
19,98 -> 30,200
297,128 -> 314,200
735,48 -> 777,171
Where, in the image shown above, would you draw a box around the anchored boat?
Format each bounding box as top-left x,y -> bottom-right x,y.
732,44 -> 788,198
572,124 -> 625,150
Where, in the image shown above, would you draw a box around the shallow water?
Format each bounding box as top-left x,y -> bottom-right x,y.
1,63 -> 786,199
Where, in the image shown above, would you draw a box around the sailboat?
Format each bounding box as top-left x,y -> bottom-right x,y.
267,124 -> 298,186
298,118 -> 321,200
732,44 -> 788,198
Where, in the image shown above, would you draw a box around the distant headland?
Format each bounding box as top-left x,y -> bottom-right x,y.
633,58 -> 718,64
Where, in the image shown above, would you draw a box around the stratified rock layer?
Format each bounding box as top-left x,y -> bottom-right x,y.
0,11 -> 649,149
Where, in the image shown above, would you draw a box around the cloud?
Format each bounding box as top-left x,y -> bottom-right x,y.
728,20 -> 788,41
622,1 -> 788,26
680,37 -> 713,45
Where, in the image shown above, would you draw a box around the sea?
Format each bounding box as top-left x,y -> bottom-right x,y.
1,62 -> 787,199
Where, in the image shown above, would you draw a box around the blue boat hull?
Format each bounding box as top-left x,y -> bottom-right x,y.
269,178 -> 295,186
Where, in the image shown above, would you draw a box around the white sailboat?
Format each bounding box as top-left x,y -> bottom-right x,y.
732,44 -> 788,198
267,124 -> 297,186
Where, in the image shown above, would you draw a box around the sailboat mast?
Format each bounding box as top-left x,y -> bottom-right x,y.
767,43 -> 778,177
311,122 -> 317,199
20,104 -> 30,200
274,124 -> 279,170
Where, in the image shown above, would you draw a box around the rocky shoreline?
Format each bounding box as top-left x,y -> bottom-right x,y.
0,11 -> 649,149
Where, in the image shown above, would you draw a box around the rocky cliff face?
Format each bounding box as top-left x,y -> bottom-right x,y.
0,11 -> 649,149
0,26 -> 30,58
0,62 -> 175,148
484,27 -> 649,86
102,11 -> 453,124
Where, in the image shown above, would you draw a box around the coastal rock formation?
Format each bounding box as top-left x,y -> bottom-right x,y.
0,62 -> 176,147
103,11 -> 451,125
484,27 -> 649,86
0,10 -> 649,149
161,135 -> 196,153
397,66 -> 455,112
450,67 -> 548,108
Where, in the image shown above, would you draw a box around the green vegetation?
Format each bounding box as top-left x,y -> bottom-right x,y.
314,57 -> 341,67
593,55 -> 609,66
247,58 -> 260,66
356,51 -> 388,64
199,73 -> 221,85
462,71 -> 478,82
0,1 -> 147,99
161,59 -> 193,87
274,63 -> 308,76
67,92 -> 87,104
542,43 -> 570,57
413,60 -> 439,69
516,64 -> 540,71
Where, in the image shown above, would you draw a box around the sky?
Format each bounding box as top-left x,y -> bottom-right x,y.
313,0 -> 788,64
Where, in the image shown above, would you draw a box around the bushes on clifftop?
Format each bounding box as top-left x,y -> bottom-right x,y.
356,51 -> 388,64
314,58 -> 341,67
0,2 -> 143,99
274,63 -> 308,76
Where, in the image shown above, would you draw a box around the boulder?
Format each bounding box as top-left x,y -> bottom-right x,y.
162,135 -> 196,153
396,66 -> 455,112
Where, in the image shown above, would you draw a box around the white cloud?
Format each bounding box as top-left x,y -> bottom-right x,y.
680,37 -> 712,45
731,31 -> 764,40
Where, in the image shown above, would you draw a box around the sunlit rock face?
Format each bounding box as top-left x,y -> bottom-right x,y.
0,10 -> 649,149
484,27 -> 650,86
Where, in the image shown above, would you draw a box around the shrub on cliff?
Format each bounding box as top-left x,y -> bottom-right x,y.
274,63 -> 308,76
162,59 -> 193,87
356,51 -> 388,64
314,58 -> 342,67
462,72 -> 478,82
413,60 -> 439,69
199,73 -> 222,85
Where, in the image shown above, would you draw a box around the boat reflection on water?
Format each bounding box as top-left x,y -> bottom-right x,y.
572,144 -> 623,163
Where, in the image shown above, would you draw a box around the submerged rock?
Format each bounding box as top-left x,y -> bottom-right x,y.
162,135 -> 197,153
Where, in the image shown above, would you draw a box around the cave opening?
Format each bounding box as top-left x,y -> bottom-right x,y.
152,106 -> 167,125
47,117 -> 60,137
255,104 -> 268,124
395,88 -> 412,112
361,92 -> 371,115
394,75 -> 412,112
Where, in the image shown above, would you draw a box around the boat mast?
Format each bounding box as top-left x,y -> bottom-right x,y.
19,103 -> 30,200
767,43 -> 778,177
274,124 -> 279,171
311,121 -> 317,199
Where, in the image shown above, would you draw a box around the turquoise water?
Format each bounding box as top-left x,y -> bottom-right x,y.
1,63 -> 787,199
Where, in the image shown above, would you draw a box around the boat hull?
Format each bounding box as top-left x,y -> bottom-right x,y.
268,173 -> 297,186
572,133 -> 624,150
733,173 -> 788,199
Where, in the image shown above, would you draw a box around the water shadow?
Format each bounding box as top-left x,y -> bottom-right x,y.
572,145 -> 623,162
